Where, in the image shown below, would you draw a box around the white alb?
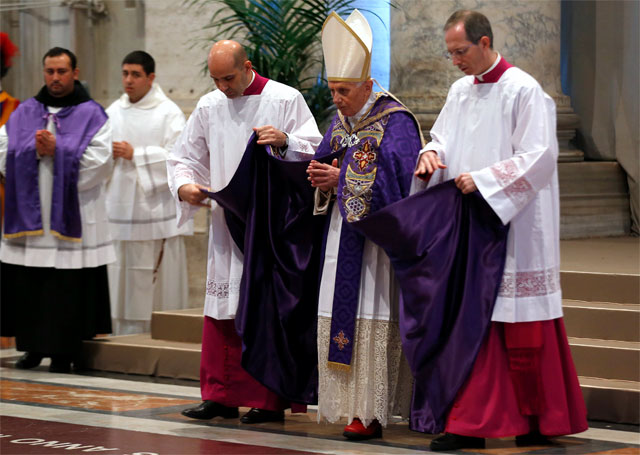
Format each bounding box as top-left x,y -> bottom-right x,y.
167,77 -> 323,320
424,63 -> 562,323
105,83 -> 193,334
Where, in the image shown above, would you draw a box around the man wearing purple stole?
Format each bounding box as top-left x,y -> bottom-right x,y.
0,48 -> 114,373
306,10 -> 421,440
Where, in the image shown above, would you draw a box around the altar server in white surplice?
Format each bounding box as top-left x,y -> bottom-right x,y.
415,10 -> 587,453
106,51 -> 192,335
168,40 -> 322,424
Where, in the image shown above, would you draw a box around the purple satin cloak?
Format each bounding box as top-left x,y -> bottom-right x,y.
3,98 -> 108,240
349,180 -> 509,433
202,134 -> 341,405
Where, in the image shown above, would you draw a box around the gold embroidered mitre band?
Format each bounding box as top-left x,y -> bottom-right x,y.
321,9 -> 372,82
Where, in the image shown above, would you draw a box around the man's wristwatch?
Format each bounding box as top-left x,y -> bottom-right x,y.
283,133 -> 289,149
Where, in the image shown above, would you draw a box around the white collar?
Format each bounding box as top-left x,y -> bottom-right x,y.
120,83 -> 168,109
346,91 -> 377,127
475,53 -> 501,82
245,70 -> 256,91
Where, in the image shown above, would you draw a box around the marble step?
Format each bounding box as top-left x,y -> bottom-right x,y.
151,307 -> 203,344
563,300 -> 640,342
81,334 -> 639,424
561,271 -> 640,305
580,376 -> 639,424
149,298 -> 639,346
104,311 -> 640,384
569,337 -> 640,382
558,161 -> 631,239
82,334 -> 200,381
559,236 -> 639,304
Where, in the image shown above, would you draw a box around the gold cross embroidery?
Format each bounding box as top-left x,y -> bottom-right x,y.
353,142 -> 376,172
332,330 -> 350,351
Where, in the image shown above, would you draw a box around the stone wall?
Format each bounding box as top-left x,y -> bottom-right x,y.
390,0 -> 568,113
1,4 -> 72,101
145,1 -> 220,115
564,0 -> 639,233
73,0 -> 144,106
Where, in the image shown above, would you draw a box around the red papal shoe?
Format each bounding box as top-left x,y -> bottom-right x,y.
343,418 -> 382,440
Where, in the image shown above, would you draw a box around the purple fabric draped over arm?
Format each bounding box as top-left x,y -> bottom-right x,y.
203,134 -> 341,404
350,180 -> 509,433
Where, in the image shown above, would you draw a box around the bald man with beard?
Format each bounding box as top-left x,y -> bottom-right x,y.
168,40 -> 322,423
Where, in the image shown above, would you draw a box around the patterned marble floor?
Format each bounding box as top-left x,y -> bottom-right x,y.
1,350 -> 639,455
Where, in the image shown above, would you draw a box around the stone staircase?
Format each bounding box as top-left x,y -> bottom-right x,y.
560,238 -> 639,424
83,308 -> 203,381
558,161 -> 631,239
563,299 -> 639,424
82,237 -> 640,424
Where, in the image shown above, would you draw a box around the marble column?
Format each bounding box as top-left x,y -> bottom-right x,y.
390,0 -> 583,162
1,4 -> 71,101
72,0 -> 144,107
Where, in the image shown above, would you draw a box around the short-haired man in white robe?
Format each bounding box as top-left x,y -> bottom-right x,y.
168,40 -> 323,424
415,10 -> 588,452
105,51 -> 192,335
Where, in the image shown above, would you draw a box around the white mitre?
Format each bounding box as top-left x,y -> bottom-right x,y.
322,9 -> 373,82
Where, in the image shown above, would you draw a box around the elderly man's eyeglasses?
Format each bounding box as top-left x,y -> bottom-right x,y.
443,43 -> 476,60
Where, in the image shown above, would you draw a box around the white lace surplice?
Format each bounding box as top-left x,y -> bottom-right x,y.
425,66 -> 562,323
167,80 -> 322,320
316,197 -> 413,428
317,316 -> 413,428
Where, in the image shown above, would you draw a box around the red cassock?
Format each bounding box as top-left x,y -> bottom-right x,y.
200,316 -> 298,411
445,318 -> 588,438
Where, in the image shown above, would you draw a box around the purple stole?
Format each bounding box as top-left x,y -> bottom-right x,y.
3,98 -> 108,241
315,95 -> 419,370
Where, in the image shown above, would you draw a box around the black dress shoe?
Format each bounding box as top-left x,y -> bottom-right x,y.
181,401 -> 239,420
15,352 -> 43,370
240,408 -> 284,424
430,433 -> 485,452
49,356 -> 71,374
515,431 -> 552,447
